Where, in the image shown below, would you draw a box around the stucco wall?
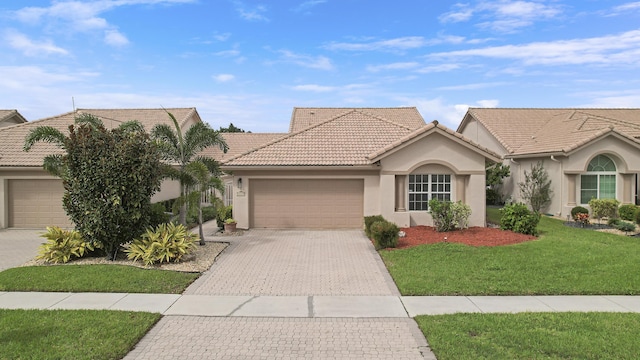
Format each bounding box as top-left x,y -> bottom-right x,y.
378,132 -> 487,227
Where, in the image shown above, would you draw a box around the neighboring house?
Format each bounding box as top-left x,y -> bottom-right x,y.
0,108 -> 202,229
0,110 -> 27,128
220,107 -> 501,230
458,108 -> 640,219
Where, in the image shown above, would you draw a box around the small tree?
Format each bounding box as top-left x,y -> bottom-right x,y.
24,114 -> 163,260
486,162 -> 510,205
219,122 -> 246,133
184,160 -> 224,245
519,161 -> 553,214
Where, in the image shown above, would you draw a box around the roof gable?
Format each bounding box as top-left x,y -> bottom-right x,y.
0,110 -> 27,127
0,108 -> 199,167
289,107 -> 426,132
369,121 -> 502,163
463,108 -> 640,156
223,109 -> 415,167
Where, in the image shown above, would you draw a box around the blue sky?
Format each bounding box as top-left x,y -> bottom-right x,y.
1,1 -> 640,132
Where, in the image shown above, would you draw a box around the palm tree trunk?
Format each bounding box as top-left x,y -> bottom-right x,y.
179,184 -> 187,226
198,203 -> 205,246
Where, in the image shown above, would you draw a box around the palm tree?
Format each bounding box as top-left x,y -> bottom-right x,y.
151,111 -> 228,227
185,161 -> 224,245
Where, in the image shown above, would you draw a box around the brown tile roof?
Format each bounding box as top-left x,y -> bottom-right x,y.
223,109 -> 416,167
0,110 -> 27,126
0,108 -> 198,167
289,107 -> 425,132
368,121 -> 502,162
462,108 -> 640,156
201,132 -> 286,162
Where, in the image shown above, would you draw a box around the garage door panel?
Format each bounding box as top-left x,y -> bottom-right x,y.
8,179 -> 73,228
250,179 -> 363,229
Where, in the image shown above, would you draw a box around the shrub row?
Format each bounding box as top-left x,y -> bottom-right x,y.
572,201 -> 640,225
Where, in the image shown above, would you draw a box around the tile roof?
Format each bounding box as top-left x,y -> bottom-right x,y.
463,108 -> 640,156
368,121 -> 502,162
0,110 -> 27,127
223,109 -> 417,167
200,132 -> 286,162
289,107 -> 425,132
0,108 -> 198,167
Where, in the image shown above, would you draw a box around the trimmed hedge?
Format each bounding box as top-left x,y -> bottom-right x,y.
370,220 -> 399,250
619,204 -> 637,221
364,215 -> 386,238
500,203 -> 540,236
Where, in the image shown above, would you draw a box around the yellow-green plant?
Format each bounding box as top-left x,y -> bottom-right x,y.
126,223 -> 198,265
37,226 -> 101,264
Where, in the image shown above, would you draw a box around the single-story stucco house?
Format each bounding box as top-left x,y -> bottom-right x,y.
218,107 -> 501,230
0,108 -> 201,228
458,108 -> 640,219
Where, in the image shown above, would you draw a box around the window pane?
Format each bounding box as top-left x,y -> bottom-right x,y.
581,175 -> 597,190
599,175 -> 616,199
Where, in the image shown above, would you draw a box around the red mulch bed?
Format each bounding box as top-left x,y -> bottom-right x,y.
395,226 -> 537,249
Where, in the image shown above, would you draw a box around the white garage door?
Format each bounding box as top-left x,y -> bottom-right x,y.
250,179 -> 364,229
8,179 -> 73,228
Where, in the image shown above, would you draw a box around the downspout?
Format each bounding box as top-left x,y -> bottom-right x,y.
550,156 -> 562,216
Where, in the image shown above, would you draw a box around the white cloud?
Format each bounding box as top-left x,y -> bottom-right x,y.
291,84 -> 336,92
438,82 -> 509,91
213,74 -> 235,82
292,0 -> 327,13
277,50 -> 334,70
416,64 -> 461,73
104,29 -> 130,47
232,1 -> 269,21
366,62 -> 420,72
3,30 -> 68,56
397,97 -> 499,128
324,36 -> 430,52
9,1 -> 194,46
440,1 -> 562,32
430,29 -> 640,66
607,2 -> 640,16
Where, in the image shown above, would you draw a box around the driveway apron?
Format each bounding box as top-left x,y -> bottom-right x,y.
126,229 -> 433,359
0,229 -> 43,271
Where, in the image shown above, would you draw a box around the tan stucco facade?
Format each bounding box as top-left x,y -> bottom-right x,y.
460,115 -> 640,219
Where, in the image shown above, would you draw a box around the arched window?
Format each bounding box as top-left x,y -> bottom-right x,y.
580,155 -> 616,204
408,174 -> 451,210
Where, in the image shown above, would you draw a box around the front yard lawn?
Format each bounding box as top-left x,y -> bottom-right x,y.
0,265 -> 199,293
0,309 -> 160,360
380,216 -> 640,295
416,312 -> 640,360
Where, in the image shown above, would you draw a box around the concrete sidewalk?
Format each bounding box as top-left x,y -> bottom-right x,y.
2,292 -> 639,316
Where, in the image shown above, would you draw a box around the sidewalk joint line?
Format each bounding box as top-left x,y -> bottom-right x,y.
307,296 -> 314,318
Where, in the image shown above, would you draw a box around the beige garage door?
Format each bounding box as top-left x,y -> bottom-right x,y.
251,179 -> 364,228
8,179 -> 73,228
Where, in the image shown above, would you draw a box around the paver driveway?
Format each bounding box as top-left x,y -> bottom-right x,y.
0,229 -> 42,271
185,229 -> 399,296
127,229 -> 433,359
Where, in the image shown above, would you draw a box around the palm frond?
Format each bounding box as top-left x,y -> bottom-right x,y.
118,120 -> 145,133
194,156 -> 222,176
42,154 -> 66,177
23,126 -> 67,151
183,123 -> 229,157
74,113 -> 104,128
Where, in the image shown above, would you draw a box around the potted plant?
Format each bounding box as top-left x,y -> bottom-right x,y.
224,218 -> 237,233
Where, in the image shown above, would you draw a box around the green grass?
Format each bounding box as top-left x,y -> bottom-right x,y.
486,206 -> 502,224
0,309 -> 160,360
0,265 -> 199,293
380,216 -> 640,295
416,312 -> 640,360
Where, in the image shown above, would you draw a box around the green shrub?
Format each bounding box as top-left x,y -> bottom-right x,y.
126,223 -> 198,265
619,204 -> 637,221
428,199 -> 471,232
589,198 -> 620,222
571,206 -> 589,219
216,205 -> 233,228
149,203 -> 171,228
615,221 -> 637,233
486,188 -> 501,205
635,208 -> 640,225
364,215 -> 386,238
608,218 -> 621,227
201,205 -> 217,222
500,203 -> 540,236
36,226 -> 102,264
370,220 -> 399,250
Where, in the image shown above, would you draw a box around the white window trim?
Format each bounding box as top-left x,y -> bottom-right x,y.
407,173 -> 452,211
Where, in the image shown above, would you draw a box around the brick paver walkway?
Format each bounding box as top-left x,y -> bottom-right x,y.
186,229 -> 399,296
0,229 -> 43,271
125,317 -> 432,360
